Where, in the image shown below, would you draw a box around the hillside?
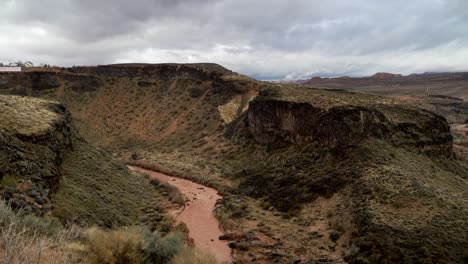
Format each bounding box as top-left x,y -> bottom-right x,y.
0,93 -> 217,264
238,85 -> 467,262
295,72 -> 468,160
1,65 -> 467,263
0,95 -> 168,228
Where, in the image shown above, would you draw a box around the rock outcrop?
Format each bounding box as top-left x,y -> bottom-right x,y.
247,87 -> 453,155
67,63 -> 233,80
0,95 -> 73,215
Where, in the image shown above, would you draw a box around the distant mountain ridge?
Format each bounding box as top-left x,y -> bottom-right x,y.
296,71 -> 468,86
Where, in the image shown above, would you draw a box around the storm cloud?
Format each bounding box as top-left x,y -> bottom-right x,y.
1,0 -> 467,79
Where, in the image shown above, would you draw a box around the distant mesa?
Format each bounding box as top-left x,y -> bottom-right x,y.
310,76 -> 323,82
370,72 -> 402,79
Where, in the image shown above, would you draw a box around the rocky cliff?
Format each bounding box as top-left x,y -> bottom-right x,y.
0,95 -> 73,215
248,86 -> 453,155
67,63 -> 233,79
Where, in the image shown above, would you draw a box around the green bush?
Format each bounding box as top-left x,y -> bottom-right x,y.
85,226 -> 185,264
140,230 -> 184,264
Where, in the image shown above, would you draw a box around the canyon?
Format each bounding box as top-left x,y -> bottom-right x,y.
0,64 -> 467,263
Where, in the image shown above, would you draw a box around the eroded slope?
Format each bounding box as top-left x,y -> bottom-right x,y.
0,95 -> 164,228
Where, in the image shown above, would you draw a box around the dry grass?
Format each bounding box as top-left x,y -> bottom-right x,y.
0,202 -> 82,264
53,141 -> 166,227
0,205 -> 215,264
83,226 -> 214,264
172,248 -> 218,264
85,227 -> 143,264
0,95 -> 61,135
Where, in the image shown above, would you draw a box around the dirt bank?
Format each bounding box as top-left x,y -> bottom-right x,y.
128,166 -> 231,263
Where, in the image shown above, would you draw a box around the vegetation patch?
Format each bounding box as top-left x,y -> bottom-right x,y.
53,139 -> 165,227
238,143 -> 364,212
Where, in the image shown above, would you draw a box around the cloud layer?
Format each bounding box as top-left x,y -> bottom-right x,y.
1,0 -> 467,79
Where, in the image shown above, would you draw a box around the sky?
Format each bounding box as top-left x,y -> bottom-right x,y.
0,0 -> 467,80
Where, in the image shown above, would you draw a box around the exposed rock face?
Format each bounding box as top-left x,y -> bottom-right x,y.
247,97 -> 453,155
0,95 -> 73,215
248,100 -> 391,148
66,63 -> 232,80
0,71 -> 102,93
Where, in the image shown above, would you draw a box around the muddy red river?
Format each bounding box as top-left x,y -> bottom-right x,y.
128,166 -> 231,263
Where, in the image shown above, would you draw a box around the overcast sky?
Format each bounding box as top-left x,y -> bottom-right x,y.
0,0 -> 467,79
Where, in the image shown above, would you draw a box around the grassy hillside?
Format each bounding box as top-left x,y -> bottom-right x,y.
0,95 -> 167,229
0,94 -> 216,264
53,138 -> 166,228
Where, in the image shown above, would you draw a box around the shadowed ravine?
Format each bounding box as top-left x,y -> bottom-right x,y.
128,166 -> 231,264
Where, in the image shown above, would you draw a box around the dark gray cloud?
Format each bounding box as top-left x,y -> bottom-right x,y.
1,0 -> 467,79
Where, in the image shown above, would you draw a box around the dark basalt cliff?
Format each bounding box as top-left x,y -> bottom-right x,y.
0,63 -> 257,97
0,96 -> 73,215
67,63 -> 233,79
247,89 -> 453,156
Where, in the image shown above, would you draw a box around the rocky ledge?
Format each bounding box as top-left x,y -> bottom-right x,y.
247,86 -> 452,156
0,95 -> 73,215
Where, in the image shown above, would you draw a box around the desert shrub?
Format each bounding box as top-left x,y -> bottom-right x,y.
215,211 -> 238,231
229,241 -> 251,251
86,226 -> 143,264
140,230 -> 184,264
172,248 -> 217,264
0,202 -> 64,237
215,196 -> 247,230
150,179 -> 185,206
0,202 -> 80,264
238,144 -> 361,212
85,226 -> 184,264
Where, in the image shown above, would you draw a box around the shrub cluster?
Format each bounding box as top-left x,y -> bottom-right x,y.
85,226 -> 183,264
